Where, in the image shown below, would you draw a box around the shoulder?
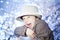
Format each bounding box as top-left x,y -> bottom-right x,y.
36,20 -> 51,31
39,20 -> 48,25
36,20 -> 48,28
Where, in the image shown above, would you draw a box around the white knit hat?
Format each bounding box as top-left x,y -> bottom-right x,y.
16,5 -> 42,21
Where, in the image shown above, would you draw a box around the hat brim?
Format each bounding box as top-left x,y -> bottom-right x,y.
16,14 -> 42,21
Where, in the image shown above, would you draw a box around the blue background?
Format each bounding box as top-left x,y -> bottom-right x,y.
0,0 -> 60,40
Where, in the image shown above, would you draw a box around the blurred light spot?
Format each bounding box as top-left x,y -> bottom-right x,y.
6,1 -> 9,4
0,8 -> 4,10
0,0 -> 4,3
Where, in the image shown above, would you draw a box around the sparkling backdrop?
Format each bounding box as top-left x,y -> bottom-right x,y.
0,0 -> 60,40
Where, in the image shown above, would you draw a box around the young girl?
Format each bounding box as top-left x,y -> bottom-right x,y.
14,5 -> 54,40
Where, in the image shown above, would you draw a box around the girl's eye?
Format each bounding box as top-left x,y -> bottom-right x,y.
28,16 -> 30,18
23,17 -> 25,20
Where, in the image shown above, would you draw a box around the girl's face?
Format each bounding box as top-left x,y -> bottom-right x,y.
22,15 -> 36,29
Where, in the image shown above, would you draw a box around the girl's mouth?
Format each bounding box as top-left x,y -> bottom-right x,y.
26,23 -> 32,28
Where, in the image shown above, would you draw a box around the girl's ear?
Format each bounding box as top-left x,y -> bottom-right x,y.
35,17 -> 39,21
35,18 -> 38,22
